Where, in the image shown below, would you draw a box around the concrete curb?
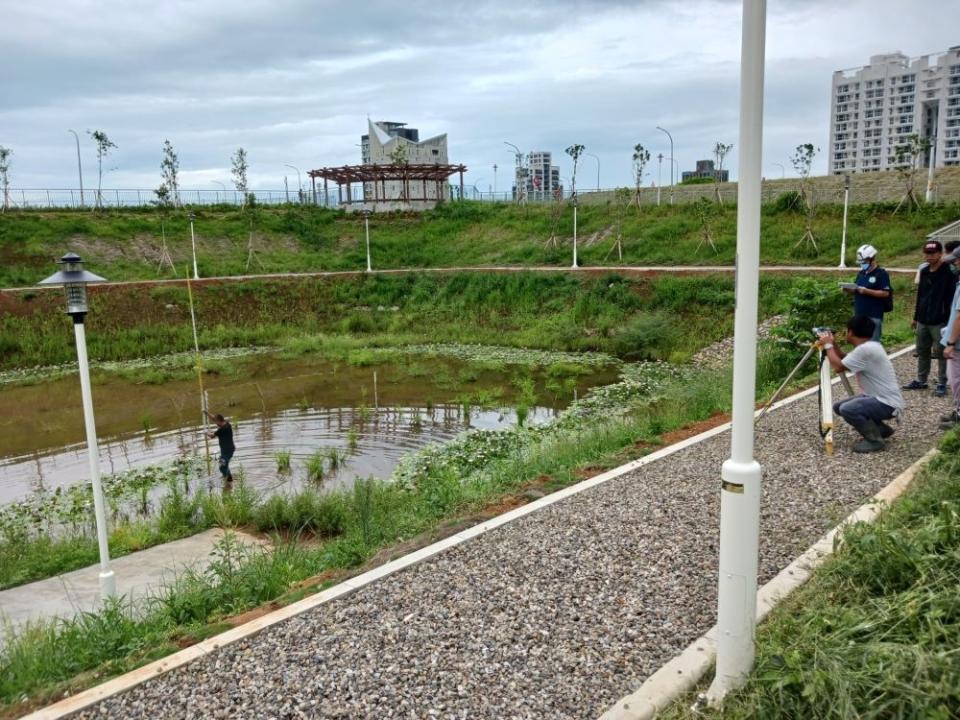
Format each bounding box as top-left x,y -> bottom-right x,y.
596,448 -> 938,720
20,345 -> 918,720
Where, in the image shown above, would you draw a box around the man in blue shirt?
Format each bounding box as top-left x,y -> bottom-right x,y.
841,244 -> 891,342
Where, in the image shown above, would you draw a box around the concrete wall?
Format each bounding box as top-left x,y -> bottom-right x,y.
577,166 -> 960,207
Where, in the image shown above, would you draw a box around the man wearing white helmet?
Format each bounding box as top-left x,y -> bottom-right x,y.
841,244 -> 891,341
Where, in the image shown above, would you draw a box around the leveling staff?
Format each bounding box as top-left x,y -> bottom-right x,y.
817,317 -> 904,453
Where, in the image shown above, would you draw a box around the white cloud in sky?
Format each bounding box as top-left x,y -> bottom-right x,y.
1,0 -> 957,191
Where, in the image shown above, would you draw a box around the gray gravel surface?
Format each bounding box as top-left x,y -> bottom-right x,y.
72,351 -> 946,720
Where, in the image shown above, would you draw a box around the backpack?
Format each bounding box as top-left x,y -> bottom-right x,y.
883,285 -> 894,314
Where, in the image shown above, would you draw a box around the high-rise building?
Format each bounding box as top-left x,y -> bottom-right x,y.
513,151 -> 561,200
828,47 -> 960,175
360,120 -> 448,202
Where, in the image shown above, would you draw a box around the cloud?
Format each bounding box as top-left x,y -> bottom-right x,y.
1,0 -> 957,189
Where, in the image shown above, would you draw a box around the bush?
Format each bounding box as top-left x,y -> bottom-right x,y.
609,313 -> 676,360
770,190 -> 804,213
770,277 -> 850,350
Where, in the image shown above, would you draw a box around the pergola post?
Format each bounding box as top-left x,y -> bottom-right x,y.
311,176 -> 317,205
459,168 -> 464,201
324,178 -> 329,207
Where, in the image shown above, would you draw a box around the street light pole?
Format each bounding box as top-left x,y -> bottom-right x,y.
572,197 -> 578,269
840,174 -> 850,269
656,126 -> 674,204
493,163 -> 498,197
285,164 -> 303,204
68,130 -> 85,208
706,0 -> 767,703
39,254 -> 115,600
504,141 -> 524,203
657,153 -> 663,206
586,152 -> 600,192
773,162 -> 785,179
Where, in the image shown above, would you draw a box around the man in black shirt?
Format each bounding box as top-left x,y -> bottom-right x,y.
207,412 -> 235,483
904,240 -> 956,396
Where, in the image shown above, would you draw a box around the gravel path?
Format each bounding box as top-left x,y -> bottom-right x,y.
72,351 -> 945,720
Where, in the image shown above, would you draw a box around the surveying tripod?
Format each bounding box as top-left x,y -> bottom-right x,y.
756,339 -> 855,455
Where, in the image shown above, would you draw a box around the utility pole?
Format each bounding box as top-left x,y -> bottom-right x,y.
657,153 -> 663,206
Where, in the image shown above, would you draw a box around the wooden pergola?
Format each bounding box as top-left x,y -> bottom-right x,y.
307,163 -> 467,208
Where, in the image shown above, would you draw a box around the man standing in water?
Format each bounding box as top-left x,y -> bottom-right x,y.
206,412 -> 235,483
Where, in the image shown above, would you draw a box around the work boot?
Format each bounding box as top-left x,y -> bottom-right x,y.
877,421 -> 895,439
941,410 -> 960,423
852,420 -> 885,453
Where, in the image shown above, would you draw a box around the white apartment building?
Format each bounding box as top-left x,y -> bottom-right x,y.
513,151 -> 562,201
829,47 -> 960,175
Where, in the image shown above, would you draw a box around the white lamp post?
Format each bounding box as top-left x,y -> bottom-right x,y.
39,253 -> 116,600
362,209 -> 373,272
706,0 -> 766,704
572,197 -> 578,269
656,126 -> 674,204
839,174 -> 850,269
188,212 -> 199,279
657,153 -> 663,206
586,152 -> 600,192
68,129 -> 85,208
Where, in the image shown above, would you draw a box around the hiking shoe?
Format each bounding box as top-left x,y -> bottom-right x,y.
853,438 -> 885,453
934,383 -> 947,397
902,379 -> 928,390
877,422 -> 895,439
941,410 -> 960,423
940,418 -> 960,430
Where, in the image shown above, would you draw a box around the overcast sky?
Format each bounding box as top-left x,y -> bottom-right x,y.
2,0 -> 958,193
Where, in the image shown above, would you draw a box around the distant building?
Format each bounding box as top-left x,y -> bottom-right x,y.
361,120 -> 449,203
829,47 -> 960,175
513,151 -> 562,200
681,159 -> 729,183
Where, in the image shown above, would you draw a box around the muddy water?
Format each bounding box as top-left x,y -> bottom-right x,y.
1,355 -> 618,505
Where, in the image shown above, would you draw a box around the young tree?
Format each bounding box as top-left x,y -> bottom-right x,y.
0,146 -> 11,212
565,144 -> 585,199
791,143 -> 819,250
157,140 -> 181,208
231,147 -> 249,205
712,142 -> 733,204
694,197 -> 719,254
88,130 -> 117,210
893,134 -> 930,213
632,143 -> 650,208
388,142 -> 409,203
605,186 -> 632,261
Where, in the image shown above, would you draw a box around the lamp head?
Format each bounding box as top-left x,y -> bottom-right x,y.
38,253 -> 107,316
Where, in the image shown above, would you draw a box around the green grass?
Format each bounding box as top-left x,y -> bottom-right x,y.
1,270 -> 856,373
1,200 -> 956,288
662,435 -> 960,720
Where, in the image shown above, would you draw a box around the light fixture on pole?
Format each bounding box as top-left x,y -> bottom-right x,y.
188,212 -> 199,280
493,163 -> 498,196
39,253 -> 116,600
705,0 -> 767,704
839,174 -> 850,269
657,153 -> 663,206
773,162 -> 785,179
285,164 -> 303,204
68,129 -> 85,208
656,126 -> 674,204
504,141 -> 524,202
362,209 -> 373,272
585,152 -> 600,192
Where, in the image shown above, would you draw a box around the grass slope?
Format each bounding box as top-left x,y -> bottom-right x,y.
1,200 -> 957,287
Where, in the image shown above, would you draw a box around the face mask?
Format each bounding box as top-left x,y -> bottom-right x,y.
950,264 -> 960,276
859,261 -> 871,271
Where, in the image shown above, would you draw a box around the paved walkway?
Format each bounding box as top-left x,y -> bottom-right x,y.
0,529 -> 265,647
34,352 -> 950,719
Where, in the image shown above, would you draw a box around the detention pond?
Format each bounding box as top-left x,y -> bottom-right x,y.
0,354 -> 619,507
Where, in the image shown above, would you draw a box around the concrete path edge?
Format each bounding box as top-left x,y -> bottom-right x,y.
20,345 -> 918,720
596,447 -> 938,720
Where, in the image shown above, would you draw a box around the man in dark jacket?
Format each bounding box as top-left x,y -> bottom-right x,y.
903,240 -> 956,397
206,412 -> 235,483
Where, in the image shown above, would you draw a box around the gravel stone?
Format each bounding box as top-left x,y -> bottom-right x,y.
71,352 -> 944,720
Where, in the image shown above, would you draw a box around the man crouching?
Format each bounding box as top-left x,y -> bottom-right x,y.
817,316 -> 905,453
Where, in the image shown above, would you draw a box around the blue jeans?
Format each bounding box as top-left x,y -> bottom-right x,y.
219,451 -> 234,480
833,395 -> 895,427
